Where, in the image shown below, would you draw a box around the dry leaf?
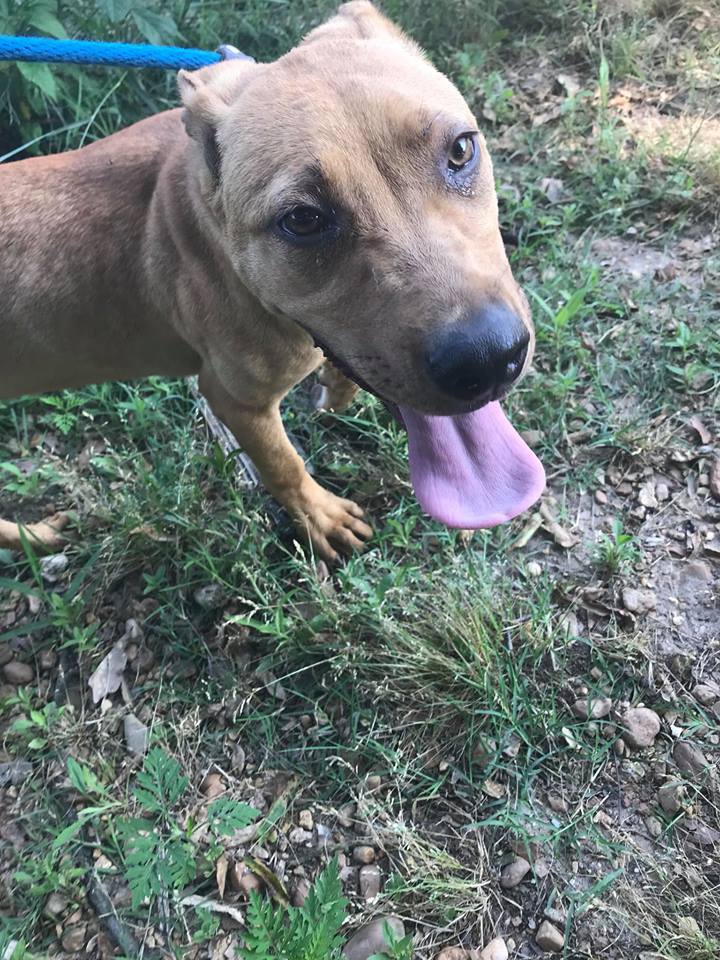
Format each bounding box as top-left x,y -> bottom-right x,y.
180,895 -> 245,925
689,416 -> 713,445
88,640 -> 127,704
709,457 -> 720,500
482,778 -> 507,799
539,502 -> 579,549
216,853 -> 229,899
244,857 -> 289,906
512,511 -> 543,549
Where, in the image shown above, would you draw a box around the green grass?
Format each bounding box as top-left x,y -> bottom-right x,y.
1,1 -> 719,958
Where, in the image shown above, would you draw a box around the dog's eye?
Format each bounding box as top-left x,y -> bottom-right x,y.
279,205 -> 327,238
448,134 -> 477,171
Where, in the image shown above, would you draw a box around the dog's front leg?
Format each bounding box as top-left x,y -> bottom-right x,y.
199,369 -> 372,562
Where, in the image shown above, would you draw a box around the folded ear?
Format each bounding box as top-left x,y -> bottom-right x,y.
303,1 -> 419,50
178,60 -> 257,180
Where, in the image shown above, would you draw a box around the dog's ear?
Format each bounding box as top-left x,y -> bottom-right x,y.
303,1 -> 420,51
178,61 -> 256,180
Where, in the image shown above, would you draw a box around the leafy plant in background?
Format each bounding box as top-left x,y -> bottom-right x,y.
116,747 -> 260,907
241,856 -> 413,960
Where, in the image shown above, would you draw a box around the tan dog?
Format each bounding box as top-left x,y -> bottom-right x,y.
0,2 -> 544,561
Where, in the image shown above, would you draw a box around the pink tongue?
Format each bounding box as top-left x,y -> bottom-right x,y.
399,401 -> 545,528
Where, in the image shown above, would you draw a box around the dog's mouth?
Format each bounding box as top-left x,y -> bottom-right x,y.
309,330 -> 545,529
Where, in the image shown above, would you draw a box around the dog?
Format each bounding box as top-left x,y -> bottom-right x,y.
0,1 -> 544,561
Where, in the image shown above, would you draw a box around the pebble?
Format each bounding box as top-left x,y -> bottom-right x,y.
500,856 -> 530,889
229,863 -> 263,896
658,780 -> 685,814
0,760 -> 32,788
193,583 -> 224,609
343,917 -> 405,960
622,587 -> 657,614
291,877 -> 311,906
535,920 -> 564,953
526,561 -> 542,578
359,864 -> 381,901
288,827 -> 313,845
693,682 -> 720,706
298,809 -> 314,831
477,938 -> 508,960
0,643 -> 12,666
2,660 -> 34,685
436,949 -> 468,960
44,892 -> 68,917
572,696 -> 612,720
645,816 -> 663,839
61,924 -> 87,953
124,713 -> 149,756
352,845 -> 376,864
621,707 -> 661,749
201,773 -> 225,798
673,741 -> 709,777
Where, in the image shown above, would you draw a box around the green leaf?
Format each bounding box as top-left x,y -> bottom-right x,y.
206,798 -> 260,837
130,8 -> 178,45
16,60 -> 57,99
95,0 -> 134,21
27,8 -> 68,39
67,756 -> 107,797
133,747 -> 188,813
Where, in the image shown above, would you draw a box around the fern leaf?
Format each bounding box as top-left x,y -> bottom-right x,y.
133,747 -> 189,812
240,890 -> 278,960
206,797 -> 261,837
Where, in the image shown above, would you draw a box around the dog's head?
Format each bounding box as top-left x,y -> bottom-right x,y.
179,1 -> 545,527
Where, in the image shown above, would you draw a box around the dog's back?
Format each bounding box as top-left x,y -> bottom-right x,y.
0,111 -> 196,398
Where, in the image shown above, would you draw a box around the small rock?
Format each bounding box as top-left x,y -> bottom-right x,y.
687,820 -> 720,847
645,816 -> 663,839
655,481 -> 670,501
547,794 -> 567,814
61,924 -> 87,953
693,682 -> 720,706
572,696 -> 612,720
621,707 -> 661,749
231,742 -> 246,773
478,937 -> 508,960
38,648 -> 56,671
358,864 -> 381,901
291,877 -> 311,906
0,643 -> 12,667
622,587 -> 657,614
352,845 -> 376,864
526,561 -> 542,578
673,741 -> 709,778
595,489 -> 608,504
193,583 -> 224,610
500,856 -> 530,889
0,760 -> 32,788
343,917 -> 405,960
238,870 -> 263,897
123,713 -> 149,756
298,809 -> 314,831
40,552 -> 69,583
44,892 -> 68,918
658,780 -> 686,815
289,827 -> 313,845
436,949 -> 469,960
201,773 -> 225,799
2,660 -> 34,685
535,921 -> 564,953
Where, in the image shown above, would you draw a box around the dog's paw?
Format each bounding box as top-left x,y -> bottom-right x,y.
312,363 -> 359,413
288,480 -> 372,562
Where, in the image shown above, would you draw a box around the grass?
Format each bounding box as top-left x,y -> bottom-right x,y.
1,1 -> 719,958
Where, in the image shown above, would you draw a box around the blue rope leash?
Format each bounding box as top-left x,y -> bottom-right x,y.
0,35 -> 250,71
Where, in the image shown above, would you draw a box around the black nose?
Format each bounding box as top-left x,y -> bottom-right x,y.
426,303 -> 529,402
